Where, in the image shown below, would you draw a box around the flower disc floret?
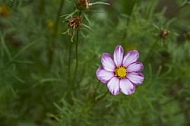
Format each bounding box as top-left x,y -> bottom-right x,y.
115,66 -> 127,79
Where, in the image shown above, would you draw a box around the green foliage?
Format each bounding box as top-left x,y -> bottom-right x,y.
0,0 -> 190,125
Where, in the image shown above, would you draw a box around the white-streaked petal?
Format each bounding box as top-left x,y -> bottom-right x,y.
113,45 -> 124,66
122,50 -> 139,67
127,72 -> 144,85
96,67 -> 114,83
120,79 -> 135,95
107,77 -> 120,95
127,62 -> 144,72
101,53 -> 115,72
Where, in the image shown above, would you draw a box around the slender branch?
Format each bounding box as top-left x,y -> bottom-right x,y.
143,37 -> 159,62
73,11 -> 82,87
54,0 -> 65,37
73,29 -> 79,87
48,0 -> 65,65
68,42 -> 73,85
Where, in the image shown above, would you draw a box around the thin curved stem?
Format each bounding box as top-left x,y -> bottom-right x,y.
143,37 -> 159,62
73,29 -> 79,87
48,0 -> 65,65
73,11 -> 81,87
68,42 -> 73,85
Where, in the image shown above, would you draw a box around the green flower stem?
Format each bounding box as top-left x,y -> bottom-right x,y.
95,90 -> 109,103
73,29 -> 79,87
143,37 -> 159,62
73,11 -> 82,87
68,42 -> 73,85
88,89 -> 109,111
48,0 -> 65,65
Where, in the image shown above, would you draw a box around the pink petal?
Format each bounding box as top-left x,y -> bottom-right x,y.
122,50 -> 139,67
120,79 -> 135,95
107,77 -> 120,95
101,53 -> 115,72
96,67 -> 114,83
127,72 -> 144,85
127,62 -> 144,72
113,45 -> 124,66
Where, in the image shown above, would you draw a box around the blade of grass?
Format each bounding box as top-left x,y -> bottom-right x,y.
1,35 -> 12,61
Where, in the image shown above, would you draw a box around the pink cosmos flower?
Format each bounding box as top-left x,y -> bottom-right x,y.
96,45 -> 144,95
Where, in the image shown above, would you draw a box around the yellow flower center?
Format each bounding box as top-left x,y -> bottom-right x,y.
115,66 -> 127,79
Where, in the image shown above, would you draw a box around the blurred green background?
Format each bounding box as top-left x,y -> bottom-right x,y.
0,0 -> 190,125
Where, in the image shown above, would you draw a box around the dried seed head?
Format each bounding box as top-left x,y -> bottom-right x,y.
67,16 -> 82,30
0,5 -> 10,17
160,29 -> 170,39
77,0 -> 89,9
